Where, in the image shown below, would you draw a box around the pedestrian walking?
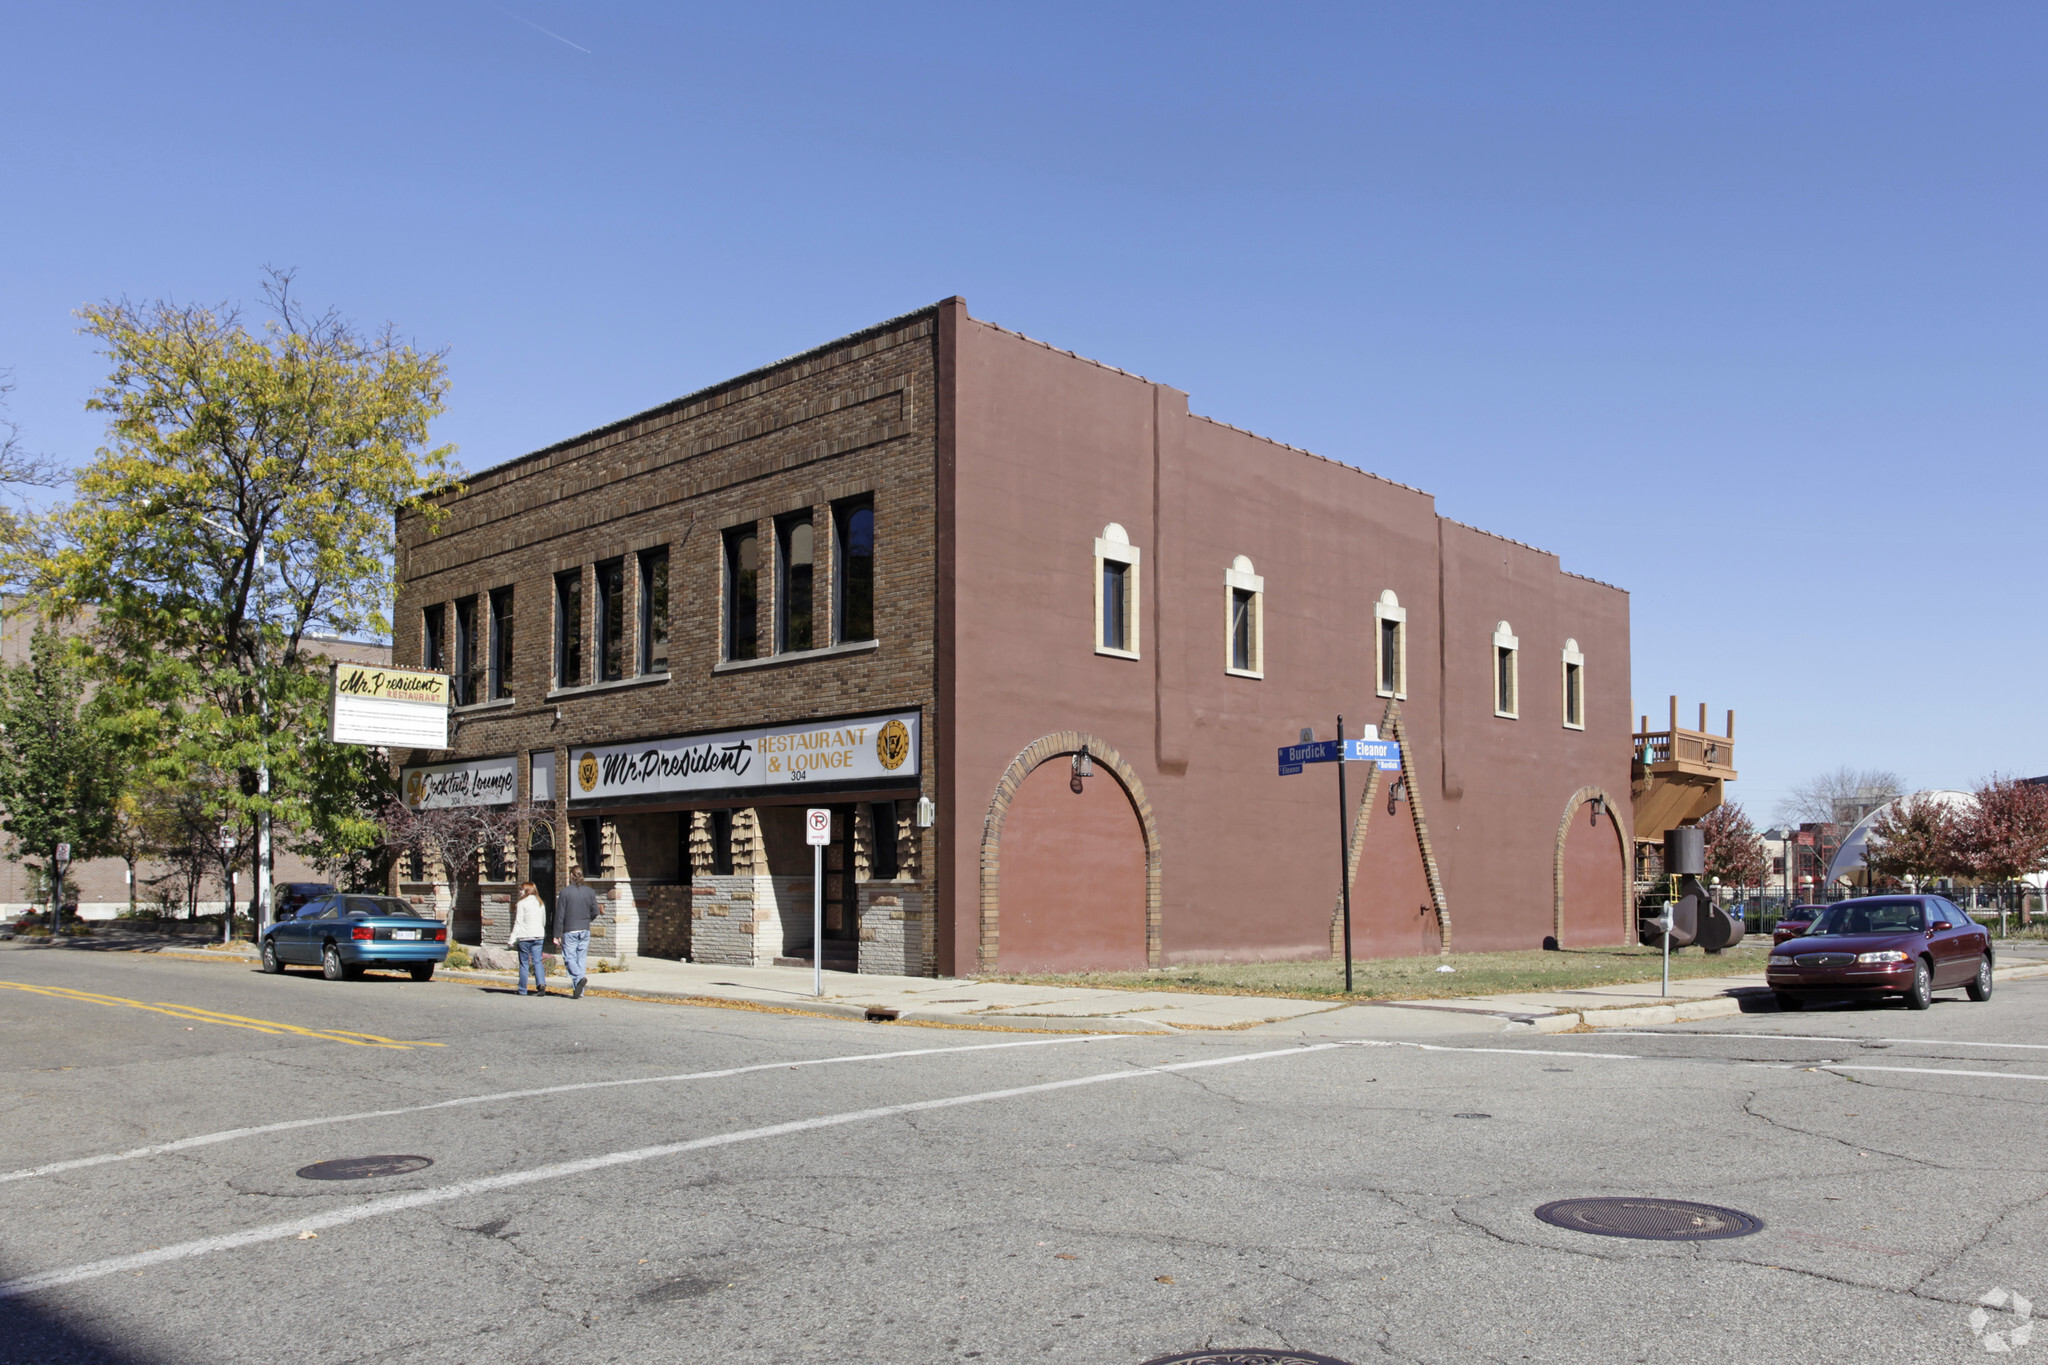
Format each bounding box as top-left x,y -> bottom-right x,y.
509,880 -> 549,997
554,868 -> 602,999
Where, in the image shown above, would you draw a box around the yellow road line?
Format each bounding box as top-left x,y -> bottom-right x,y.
0,981 -> 445,1050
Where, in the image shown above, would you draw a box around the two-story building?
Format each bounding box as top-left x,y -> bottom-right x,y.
393,298 -> 1634,976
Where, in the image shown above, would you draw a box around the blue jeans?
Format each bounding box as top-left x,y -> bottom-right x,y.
562,928 -> 590,982
515,938 -> 547,994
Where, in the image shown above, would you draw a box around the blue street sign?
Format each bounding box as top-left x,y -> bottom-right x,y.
1277,739 -> 1401,774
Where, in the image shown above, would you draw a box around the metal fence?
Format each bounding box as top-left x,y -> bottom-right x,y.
1633,880 -> 2042,937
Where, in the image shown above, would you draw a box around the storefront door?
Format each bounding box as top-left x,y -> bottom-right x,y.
822,806 -> 855,942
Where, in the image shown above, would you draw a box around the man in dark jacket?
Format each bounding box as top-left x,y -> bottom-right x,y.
553,869 -> 602,999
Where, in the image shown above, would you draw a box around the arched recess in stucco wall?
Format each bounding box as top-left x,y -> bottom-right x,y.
1553,785 -> 1632,947
978,731 -> 1162,973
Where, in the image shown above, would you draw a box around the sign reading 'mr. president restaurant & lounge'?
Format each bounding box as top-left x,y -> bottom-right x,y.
569,711 -> 920,804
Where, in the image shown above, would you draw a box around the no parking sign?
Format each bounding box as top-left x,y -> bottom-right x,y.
806,808 -> 831,846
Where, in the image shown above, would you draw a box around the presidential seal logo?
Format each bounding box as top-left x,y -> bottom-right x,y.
404,771 -> 427,807
876,719 -> 911,771
577,751 -> 599,793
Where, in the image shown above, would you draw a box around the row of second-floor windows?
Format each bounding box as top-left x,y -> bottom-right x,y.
420,493 -> 875,698
552,547 -> 670,688
722,494 -> 873,663
1089,525 -> 1588,729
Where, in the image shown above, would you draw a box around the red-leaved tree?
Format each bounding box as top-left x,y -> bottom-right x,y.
1864,793 -> 1965,884
1954,777 -> 2048,885
1699,802 -> 1768,887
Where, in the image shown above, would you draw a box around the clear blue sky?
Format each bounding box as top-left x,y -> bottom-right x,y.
2,2 -> 2042,818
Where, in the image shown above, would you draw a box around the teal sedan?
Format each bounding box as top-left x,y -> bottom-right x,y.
261,894 -> 449,982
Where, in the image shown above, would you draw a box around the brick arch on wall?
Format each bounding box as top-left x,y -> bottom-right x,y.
1553,785 -> 1631,945
978,731 -> 1163,972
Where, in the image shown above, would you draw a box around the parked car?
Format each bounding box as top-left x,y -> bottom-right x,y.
1772,905 -> 1825,945
1766,895 -> 1993,1012
261,893 -> 448,982
272,882 -> 336,922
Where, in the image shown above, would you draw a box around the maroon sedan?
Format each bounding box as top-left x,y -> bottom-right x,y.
1767,895 -> 1993,1011
1772,905 -> 1826,945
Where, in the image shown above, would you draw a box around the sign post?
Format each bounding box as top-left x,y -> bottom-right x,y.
52,843 -> 69,940
1276,726 -> 1401,994
806,808 -> 831,997
1336,718 -> 1353,993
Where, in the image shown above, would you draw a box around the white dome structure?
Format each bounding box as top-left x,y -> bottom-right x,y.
1824,790 -> 1974,884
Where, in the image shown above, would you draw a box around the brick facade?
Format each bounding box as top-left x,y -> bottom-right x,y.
395,297 -> 1634,977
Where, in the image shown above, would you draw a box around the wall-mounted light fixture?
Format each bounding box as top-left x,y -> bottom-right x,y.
1387,777 -> 1407,817
915,796 -> 935,828
1071,752 -> 1093,778
1590,795 -> 1605,826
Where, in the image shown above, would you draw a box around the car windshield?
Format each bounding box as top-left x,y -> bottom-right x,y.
344,896 -> 424,919
1808,900 -> 1925,936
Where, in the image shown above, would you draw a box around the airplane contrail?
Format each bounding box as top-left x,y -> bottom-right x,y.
497,6 -> 592,54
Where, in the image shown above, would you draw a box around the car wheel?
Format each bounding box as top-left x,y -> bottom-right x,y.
1966,954 -> 1994,1002
408,963 -> 435,983
1905,958 -> 1933,1011
261,938 -> 284,974
1773,992 -> 1802,1012
322,942 -> 354,981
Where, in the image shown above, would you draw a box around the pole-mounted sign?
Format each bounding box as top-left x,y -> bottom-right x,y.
1276,722 -> 1404,994
806,809 -> 831,998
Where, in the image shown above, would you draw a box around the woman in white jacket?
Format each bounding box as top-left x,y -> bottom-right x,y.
508,881 -> 550,997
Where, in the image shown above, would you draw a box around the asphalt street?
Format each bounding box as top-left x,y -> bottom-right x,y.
3,943 -> 2045,1365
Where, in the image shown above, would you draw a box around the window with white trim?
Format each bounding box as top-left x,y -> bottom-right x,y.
1493,620 -> 1519,719
1374,590 -> 1407,699
1225,555 -> 1263,678
1561,638 -> 1585,730
1094,523 -> 1140,659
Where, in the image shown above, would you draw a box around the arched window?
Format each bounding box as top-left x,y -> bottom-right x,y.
1225,555 -> 1263,677
1374,590 -> 1407,699
1561,638 -> 1585,730
1094,523 -> 1140,658
1493,621 -> 1519,719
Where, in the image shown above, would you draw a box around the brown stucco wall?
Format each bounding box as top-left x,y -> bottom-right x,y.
941,306 -> 1633,970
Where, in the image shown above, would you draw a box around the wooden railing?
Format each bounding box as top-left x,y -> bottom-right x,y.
1634,697 -> 1736,774
1634,728 -> 1735,773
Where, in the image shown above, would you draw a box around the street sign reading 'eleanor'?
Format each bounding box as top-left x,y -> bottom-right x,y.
329,663 -> 450,749
1276,736 -> 1400,775
568,711 -> 921,803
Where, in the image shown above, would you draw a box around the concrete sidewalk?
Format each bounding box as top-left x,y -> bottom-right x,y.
82,929 -> 2048,1037
445,949 -> 2048,1036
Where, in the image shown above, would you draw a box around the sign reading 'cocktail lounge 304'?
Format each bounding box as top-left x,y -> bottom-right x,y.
570,712 -> 920,802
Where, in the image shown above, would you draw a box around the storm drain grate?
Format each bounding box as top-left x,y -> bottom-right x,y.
297,1155 -> 434,1181
1534,1196 -> 1761,1241
1139,1354 -> 1357,1365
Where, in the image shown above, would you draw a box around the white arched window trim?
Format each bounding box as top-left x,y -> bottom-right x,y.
1493,620 -> 1520,719
1225,555 -> 1263,679
1093,522 -> 1141,660
1374,590 -> 1407,699
1561,637 -> 1585,730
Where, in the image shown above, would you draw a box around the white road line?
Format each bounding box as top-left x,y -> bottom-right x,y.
1602,1031 -> 2048,1051
0,1042 -> 1344,1299
1823,1065 -> 2048,1083
0,1034 -> 1125,1187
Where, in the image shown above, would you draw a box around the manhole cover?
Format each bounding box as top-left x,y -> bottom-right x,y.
297,1155 -> 434,1181
1534,1197 -> 1762,1241
1139,1354 -> 1357,1365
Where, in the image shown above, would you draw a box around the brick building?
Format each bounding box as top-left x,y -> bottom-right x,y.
393,299 -> 1633,975
0,605 -> 390,919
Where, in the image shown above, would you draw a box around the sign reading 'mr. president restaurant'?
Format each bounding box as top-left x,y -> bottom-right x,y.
397,711 -> 921,812
570,711 -> 920,805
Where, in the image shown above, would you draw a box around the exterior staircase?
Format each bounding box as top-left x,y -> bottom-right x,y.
1633,697 -> 1737,842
